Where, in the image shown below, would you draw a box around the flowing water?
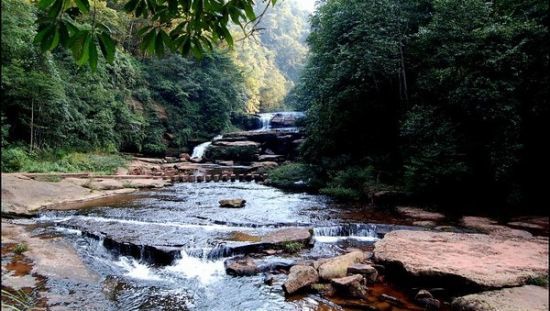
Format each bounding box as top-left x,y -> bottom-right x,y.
30,181 -> 426,310
256,112 -> 306,131
191,135 -> 223,159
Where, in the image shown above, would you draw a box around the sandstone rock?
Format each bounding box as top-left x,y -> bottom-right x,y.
451,285 -> 549,311
331,274 -> 367,299
397,207 -> 445,221
219,199 -> 246,208
205,141 -> 261,162
413,220 -> 437,227
262,228 -> 311,245
179,153 -> 191,161
380,293 -> 403,306
317,250 -> 366,280
224,256 -> 258,276
462,216 -> 533,239
347,263 -> 378,283
282,265 -> 319,295
374,230 -> 549,288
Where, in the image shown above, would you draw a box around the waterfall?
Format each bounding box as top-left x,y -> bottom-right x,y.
256,111 -> 306,131
191,135 -> 223,159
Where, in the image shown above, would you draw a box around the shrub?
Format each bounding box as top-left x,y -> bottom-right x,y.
1,147 -> 29,172
13,243 -> 28,255
320,166 -> 392,201
266,163 -> 321,191
282,242 -> 303,253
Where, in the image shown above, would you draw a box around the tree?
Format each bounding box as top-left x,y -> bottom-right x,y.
33,0 -> 278,69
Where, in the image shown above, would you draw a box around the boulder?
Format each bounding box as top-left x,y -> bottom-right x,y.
374,230 -> 549,288
347,263 -> 378,283
461,216 -> 533,239
317,251 -> 366,280
331,274 -> 367,299
224,256 -> 258,276
418,298 -> 441,311
262,228 -> 311,244
451,285 -> 549,311
179,153 -> 191,161
219,199 -> 246,208
205,141 -> 261,162
415,289 -> 433,300
282,265 -> 319,295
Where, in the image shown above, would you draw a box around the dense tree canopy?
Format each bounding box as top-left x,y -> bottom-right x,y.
297,0 -> 549,213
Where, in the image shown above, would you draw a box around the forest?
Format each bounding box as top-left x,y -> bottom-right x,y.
1,0 -> 308,163
2,0 -> 549,214
290,0 -> 549,214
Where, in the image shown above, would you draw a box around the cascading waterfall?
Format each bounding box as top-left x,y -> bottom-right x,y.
313,223 -> 379,243
191,135 -> 223,159
256,111 -> 306,131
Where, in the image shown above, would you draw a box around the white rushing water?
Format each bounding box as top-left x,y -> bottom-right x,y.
191,135 -> 222,159
117,257 -> 163,281
165,250 -> 225,284
257,111 -> 306,131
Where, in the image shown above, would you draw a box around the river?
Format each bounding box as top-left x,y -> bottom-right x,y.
31,181 -> 424,310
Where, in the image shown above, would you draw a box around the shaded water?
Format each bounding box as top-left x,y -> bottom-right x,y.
35,182 -> 424,310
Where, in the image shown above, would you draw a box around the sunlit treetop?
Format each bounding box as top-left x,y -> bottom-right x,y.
34,0 -> 278,70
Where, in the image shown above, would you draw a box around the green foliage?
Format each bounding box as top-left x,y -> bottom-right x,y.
297,0 -> 549,212
282,241 -> 303,253
319,166 -> 390,201
0,148 -> 128,174
526,276 -> 549,288
267,163 -> 321,191
33,0 -> 279,69
1,289 -> 37,311
2,0 -> 250,158
1,147 -> 30,172
13,243 -> 28,255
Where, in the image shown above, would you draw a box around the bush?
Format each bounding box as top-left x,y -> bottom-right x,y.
320,166 -> 392,201
282,241 -> 304,253
266,163 -> 322,191
13,243 -> 28,255
1,147 -> 29,172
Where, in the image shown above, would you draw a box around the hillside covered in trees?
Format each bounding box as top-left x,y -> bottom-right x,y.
290,0 -> 549,214
1,0 -> 308,167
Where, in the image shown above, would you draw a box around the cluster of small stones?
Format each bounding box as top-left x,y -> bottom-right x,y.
170,173 -> 266,183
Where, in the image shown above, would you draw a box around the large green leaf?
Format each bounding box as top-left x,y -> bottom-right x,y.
74,0 -> 90,13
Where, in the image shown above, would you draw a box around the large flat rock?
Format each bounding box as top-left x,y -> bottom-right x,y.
451,285 -> 549,311
374,230 -> 548,288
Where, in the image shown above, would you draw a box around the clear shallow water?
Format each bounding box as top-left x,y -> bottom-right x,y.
36,182 -> 421,310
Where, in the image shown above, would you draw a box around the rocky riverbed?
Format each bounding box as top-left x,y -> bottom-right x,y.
2,176 -> 548,310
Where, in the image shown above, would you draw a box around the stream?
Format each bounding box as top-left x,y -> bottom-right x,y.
30,182 -> 424,310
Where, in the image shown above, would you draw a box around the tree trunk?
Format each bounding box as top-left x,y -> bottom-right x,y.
30,99 -> 34,152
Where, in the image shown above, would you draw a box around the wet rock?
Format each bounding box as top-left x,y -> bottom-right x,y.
331,274 -> 367,299
374,230 -> 549,288
282,265 -> 319,295
415,289 -> 433,300
219,199 -> 246,208
258,155 -> 285,162
317,250 -> 366,280
263,273 -> 274,286
251,161 -> 279,171
264,249 -> 277,255
413,220 -> 437,227
179,153 -> 191,161
224,256 -> 258,276
347,263 -> 378,284
380,293 -> 403,306
262,227 -> 311,245
205,141 -> 261,162
215,160 -> 234,166
311,283 -> 336,297
418,297 -> 441,310
451,285 -> 549,311
102,275 -> 131,301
